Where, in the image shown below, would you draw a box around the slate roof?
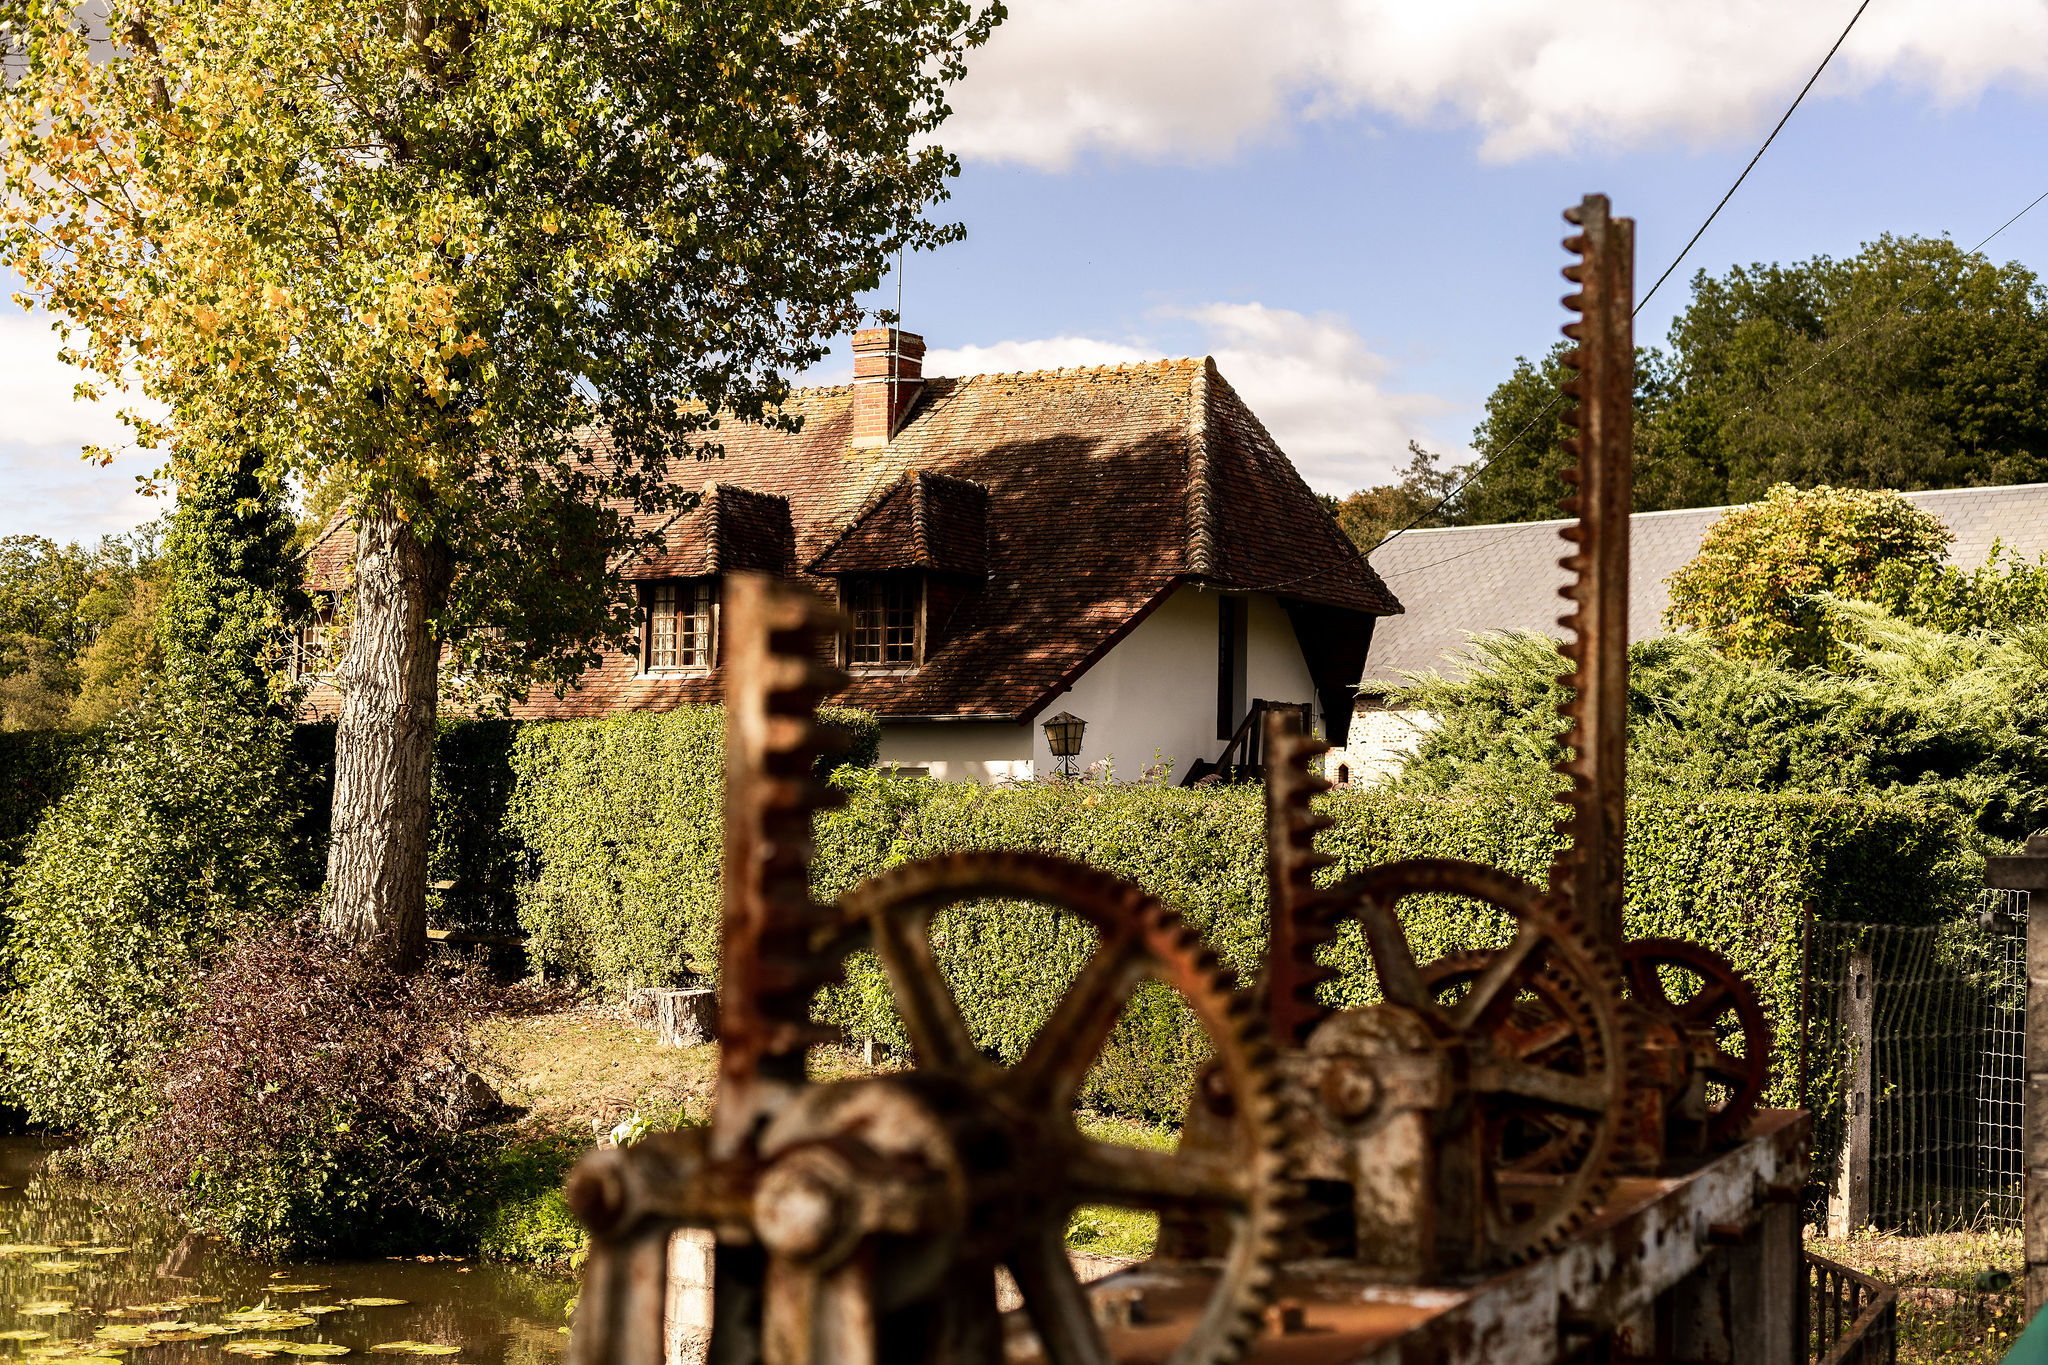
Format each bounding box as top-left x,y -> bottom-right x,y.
1360,481 -> 2048,688
303,357 -> 1400,723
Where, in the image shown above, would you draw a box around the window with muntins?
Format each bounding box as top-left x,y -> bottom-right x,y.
647,580 -> 716,670
847,577 -> 918,666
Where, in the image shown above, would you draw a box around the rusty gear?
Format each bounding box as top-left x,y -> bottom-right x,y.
1260,712 -> 1341,1047
838,851 -> 1292,1365
1334,860 -> 1628,1266
1623,938 -> 1773,1146
1419,950 -> 1598,1176
1549,193 -> 1636,954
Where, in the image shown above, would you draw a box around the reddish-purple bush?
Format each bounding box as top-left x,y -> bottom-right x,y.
129,917 -> 509,1255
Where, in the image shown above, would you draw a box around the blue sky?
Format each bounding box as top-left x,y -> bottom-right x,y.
8,0 -> 2048,541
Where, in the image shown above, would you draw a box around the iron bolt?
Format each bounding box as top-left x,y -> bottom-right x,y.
1319,1056 -> 1381,1122
755,1162 -> 848,1263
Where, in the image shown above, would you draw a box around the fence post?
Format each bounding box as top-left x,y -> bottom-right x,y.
1830,947 -> 1874,1239
1999,835 -> 2048,1314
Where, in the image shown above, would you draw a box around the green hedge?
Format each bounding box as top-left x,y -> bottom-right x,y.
6,701 -> 1975,1128
502,710 -> 1978,1120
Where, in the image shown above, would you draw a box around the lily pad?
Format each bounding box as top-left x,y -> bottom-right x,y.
0,1331 -> 51,1342
0,1245 -> 63,1256
96,1323 -> 219,1344
30,1261 -> 85,1273
294,1308 -> 345,1317
19,1303 -> 73,1318
340,1300 -> 407,1309
272,1346 -> 351,1357
221,1313 -> 316,1332
25,1347 -> 124,1362
259,1287 -> 328,1296
366,1344 -> 460,1356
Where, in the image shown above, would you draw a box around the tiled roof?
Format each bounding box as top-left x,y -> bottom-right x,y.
621,483 -> 793,581
1360,481 -> 2048,687
302,357 -> 1400,722
807,471 -> 989,576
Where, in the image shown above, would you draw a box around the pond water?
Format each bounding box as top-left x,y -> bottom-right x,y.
0,1140 -> 575,1365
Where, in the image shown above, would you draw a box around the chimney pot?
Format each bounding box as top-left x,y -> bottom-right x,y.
851,328 -> 924,449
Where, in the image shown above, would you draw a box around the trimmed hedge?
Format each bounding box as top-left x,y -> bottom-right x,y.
4,702 -> 1977,1128
503,708 -> 1979,1119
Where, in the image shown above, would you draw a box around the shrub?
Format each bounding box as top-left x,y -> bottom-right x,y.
1663,483 -> 1951,664
127,918 -> 503,1256
0,687 -> 319,1135
1391,623 -> 2048,846
0,727 -> 90,863
472,1127 -> 594,1266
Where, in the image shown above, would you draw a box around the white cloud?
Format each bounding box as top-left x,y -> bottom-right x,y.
942,0 -> 2048,168
927,303 -> 1453,493
923,334 -> 1155,375
0,310 -> 165,541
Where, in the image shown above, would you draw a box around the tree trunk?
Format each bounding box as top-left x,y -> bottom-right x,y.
323,503 -> 451,969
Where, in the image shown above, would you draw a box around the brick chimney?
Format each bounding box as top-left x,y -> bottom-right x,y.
851,327 -> 924,449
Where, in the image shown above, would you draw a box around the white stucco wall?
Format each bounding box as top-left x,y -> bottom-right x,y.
875,722 -> 1033,784
1243,594 -> 1320,724
1030,586 -> 1320,783
875,585 -> 1322,784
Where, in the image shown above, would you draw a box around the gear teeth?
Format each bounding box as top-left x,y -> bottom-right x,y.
1260,709 -> 1344,1047
1545,194 -> 1635,954
715,573 -> 855,1137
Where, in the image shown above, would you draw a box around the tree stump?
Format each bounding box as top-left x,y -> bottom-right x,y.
626,988 -> 663,1027
655,988 -> 718,1047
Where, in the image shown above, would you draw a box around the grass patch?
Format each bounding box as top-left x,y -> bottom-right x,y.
1066,1111 -> 1177,1261
1806,1227 -> 2024,1363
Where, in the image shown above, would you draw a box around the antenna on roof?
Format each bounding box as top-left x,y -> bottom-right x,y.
892,245 -> 905,397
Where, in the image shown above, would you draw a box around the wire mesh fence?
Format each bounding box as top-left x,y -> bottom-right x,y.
1805,891 -> 2030,1233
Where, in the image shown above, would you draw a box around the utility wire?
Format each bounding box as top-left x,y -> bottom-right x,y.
1638,0 -> 1874,314
1379,177 -> 2048,584
1355,0 -> 1876,566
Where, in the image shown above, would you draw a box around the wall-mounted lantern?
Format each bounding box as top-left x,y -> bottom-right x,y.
1042,711 -> 1086,779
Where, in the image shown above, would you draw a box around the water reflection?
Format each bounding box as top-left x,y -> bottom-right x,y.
0,1141 -> 572,1365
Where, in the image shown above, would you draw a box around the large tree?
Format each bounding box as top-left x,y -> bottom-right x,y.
1443,235 -> 2048,524
2,0 -> 999,966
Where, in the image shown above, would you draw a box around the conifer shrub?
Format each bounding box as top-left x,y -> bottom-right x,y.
128,917 -> 505,1256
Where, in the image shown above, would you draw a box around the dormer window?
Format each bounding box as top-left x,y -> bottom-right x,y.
845,575 -> 920,667
646,579 -> 716,672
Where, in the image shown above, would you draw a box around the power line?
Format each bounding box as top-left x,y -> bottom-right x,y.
1381,180 -> 2048,584
1361,0 -> 1875,563
1637,0 -> 1874,314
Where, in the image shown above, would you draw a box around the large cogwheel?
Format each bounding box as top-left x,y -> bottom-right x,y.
837,851 -> 1293,1365
1336,859 -> 1631,1267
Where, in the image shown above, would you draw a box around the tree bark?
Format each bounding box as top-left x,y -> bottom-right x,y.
323,503 -> 451,969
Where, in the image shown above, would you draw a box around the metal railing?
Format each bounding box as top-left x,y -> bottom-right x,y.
1806,1251 -> 1898,1365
